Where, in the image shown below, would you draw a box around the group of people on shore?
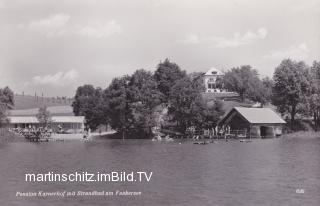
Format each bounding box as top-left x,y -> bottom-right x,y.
154,125 -> 233,141
9,126 -> 56,139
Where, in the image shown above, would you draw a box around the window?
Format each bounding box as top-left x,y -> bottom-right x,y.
208,83 -> 217,89
208,77 -> 216,82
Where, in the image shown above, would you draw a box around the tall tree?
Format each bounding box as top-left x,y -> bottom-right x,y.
0,86 -> 14,127
0,86 -> 14,109
249,77 -> 274,107
154,59 -> 187,102
168,76 -> 202,133
36,105 -> 52,127
272,59 -> 311,127
168,76 -> 225,134
223,65 -> 262,102
201,100 -> 225,130
72,85 -> 105,130
189,72 -> 206,92
0,104 -> 9,127
128,69 -> 162,136
308,61 -> 320,130
105,76 -> 133,137
261,77 -> 274,102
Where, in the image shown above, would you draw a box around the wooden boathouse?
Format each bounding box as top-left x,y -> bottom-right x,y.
218,107 -> 286,138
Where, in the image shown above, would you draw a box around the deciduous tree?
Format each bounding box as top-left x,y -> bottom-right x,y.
308,61 -> 320,130
223,65 -> 262,102
272,59 -> 311,127
36,105 -> 52,127
72,85 -> 105,130
249,77 -> 273,107
0,86 -> 14,127
0,86 -> 14,109
154,59 -> 187,103
105,76 -> 133,136
168,76 -> 205,133
128,69 -> 162,136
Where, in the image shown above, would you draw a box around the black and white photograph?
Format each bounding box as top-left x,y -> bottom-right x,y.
0,0 -> 319,205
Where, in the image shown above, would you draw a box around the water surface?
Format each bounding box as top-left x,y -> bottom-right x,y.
0,137 -> 319,206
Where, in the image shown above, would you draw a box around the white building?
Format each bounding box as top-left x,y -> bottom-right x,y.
203,67 -> 225,93
7,106 -> 85,133
8,116 -> 85,133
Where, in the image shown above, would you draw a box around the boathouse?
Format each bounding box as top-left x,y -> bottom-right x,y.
218,107 -> 286,138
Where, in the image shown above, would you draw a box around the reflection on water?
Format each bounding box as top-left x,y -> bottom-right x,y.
0,137 -> 319,206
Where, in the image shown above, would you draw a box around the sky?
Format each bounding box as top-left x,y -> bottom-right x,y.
0,0 -> 319,97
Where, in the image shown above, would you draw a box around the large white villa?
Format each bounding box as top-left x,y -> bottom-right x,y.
203,67 -> 226,93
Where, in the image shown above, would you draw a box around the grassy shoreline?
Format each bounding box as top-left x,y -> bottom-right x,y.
283,131 -> 320,138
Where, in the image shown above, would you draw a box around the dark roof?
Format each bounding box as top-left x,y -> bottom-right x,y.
219,107 -> 286,125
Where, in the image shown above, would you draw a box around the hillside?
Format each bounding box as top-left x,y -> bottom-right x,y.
202,92 -> 253,113
13,94 -> 72,110
202,92 -> 240,101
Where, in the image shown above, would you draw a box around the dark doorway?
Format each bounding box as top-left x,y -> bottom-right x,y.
260,126 -> 267,138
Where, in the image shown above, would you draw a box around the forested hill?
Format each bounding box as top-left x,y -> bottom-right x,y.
13,94 -> 72,110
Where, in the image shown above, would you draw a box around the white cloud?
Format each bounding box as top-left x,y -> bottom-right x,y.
28,13 -> 70,37
214,28 -> 267,48
75,20 -> 122,38
23,14 -> 121,39
178,34 -> 200,44
291,1 -> 320,13
263,43 -> 309,61
179,27 -> 268,48
33,69 -> 79,86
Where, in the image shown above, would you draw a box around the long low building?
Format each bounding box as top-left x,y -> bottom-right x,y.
218,107 -> 286,138
8,116 -> 85,133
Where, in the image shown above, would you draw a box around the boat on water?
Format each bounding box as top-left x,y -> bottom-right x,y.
54,139 -> 65,142
240,139 -> 252,143
152,134 -> 174,142
193,141 -> 209,145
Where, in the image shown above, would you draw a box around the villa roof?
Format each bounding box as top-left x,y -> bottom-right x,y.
204,67 -> 224,76
219,107 -> 286,125
9,116 -> 38,124
8,116 -> 85,124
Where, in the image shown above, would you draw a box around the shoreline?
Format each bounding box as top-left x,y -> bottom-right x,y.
282,131 -> 320,138
0,130 -> 25,143
49,131 -> 117,141
1,130 -> 319,144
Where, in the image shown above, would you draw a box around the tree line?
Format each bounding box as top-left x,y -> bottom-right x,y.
222,59 -> 320,131
73,58 -> 320,136
72,59 -> 224,137
272,60 -> 320,130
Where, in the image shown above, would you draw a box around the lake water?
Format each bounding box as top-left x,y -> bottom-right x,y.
0,137 -> 319,206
